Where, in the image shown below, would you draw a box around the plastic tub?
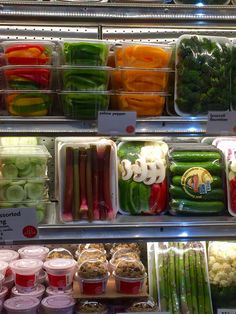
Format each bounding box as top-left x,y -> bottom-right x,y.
18,246 -> 49,261
43,258 -> 76,291
58,66 -> 112,91
0,286 -> 8,302
0,250 -> 19,280
60,40 -> 110,66
41,295 -> 75,314
3,65 -> 53,90
9,259 -> 43,293
4,296 -> 40,314
59,91 -> 111,120
4,90 -> 54,116
11,284 -> 45,300
78,275 -> 109,295
76,301 -> 108,314
46,286 -> 73,297
114,273 -> 147,294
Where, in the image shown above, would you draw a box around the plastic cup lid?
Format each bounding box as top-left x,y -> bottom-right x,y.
46,286 -> 73,296
4,296 -> 40,311
12,284 -> 45,297
44,258 -> 76,271
18,246 -> 49,260
41,296 -> 75,309
0,261 -> 8,272
10,259 -> 43,272
0,250 -> 19,262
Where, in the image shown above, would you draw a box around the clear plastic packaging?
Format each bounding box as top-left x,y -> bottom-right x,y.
60,40 -> 110,66
76,300 -> 108,314
46,248 -> 73,260
3,90 -> 54,116
9,259 -> 43,293
0,250 -> 19,281
76,243 -> 105,254
127,300 -> 159,312
109,249 -> 140,272
4,296 -> 40,314
169,144 -> 226,215
0,262 -> 8,276
232,40 -> 236,110
59,91 -> 110,120
43,258 -> 76,291
175,35 -> 231,116
77,249 -> 107,265
208,241 -> 236,310
41,295 -> 75,314
18,246 -> 49,261
58,66 -> 112,91
3,65 -> 53,90
11,284 -> 45,300
111,243 -> 141,256
58,139 -> 117,222
117,140 -> 168,215
155,242 -> 213,313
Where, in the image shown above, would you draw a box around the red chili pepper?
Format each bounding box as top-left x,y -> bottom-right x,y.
149,184 -> 161,214
5,44 -> 46,54
7,57 -> 49,65
156,178 -> 167,214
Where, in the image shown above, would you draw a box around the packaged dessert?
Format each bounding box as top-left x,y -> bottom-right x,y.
118,140 -> 168,215
169,144 -> 226,215
76,243 -> 105,254
9,259 -> 43,293
47,248 -> 73,260
61,40 -> 110,66
4,296 -> 40,314
127,300 -> 159,312
111,243 -> 141,256
77,260 -> 109,295
43,258 -> 76,291
18,246 -> 49,261
109,249 -> 140,272
41,295 -> 75,314
77,249 -> 107,265
175,35 -> 231,116
11,284 -> 45,300
76,300 -> 108,314
58,138 -> 117,222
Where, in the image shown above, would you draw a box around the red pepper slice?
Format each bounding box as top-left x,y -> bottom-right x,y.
156,178 -> 167,214
231,188 -> 236,201
7,57 -> 49,65
149,184 -> 161,214
5,44 -> 46,54
6,68 -> 49,76
149,178 -> 167,215
230,178 -> 236,189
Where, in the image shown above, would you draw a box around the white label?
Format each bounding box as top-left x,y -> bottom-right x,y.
0,207 -> 38,241
218,310 -> 236,314
207,111 -> 236,134
97,111 -> 136,135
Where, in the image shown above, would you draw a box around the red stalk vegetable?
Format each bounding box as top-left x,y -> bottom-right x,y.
86,147 -> 94,222
73,148 -> 80,220
63,147 -> 74,221
79,147 -> 88,220
103,145 -> 113,220
97,144 -> 106,220
91,145 -> 99,220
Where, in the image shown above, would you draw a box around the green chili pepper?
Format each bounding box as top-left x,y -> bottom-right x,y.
139,183 -> 151,212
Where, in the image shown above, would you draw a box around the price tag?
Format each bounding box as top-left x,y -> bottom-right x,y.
0,207 -> 38,241
206,111 -> 236,134
97,111 -> 136,135
218,310 -> 236,314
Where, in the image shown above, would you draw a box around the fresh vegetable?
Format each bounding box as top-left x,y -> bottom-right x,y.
176,36 -> 231,115
169,186 -> 224,201
171,151 -> 221,162
172,175 -> 222,188
170,161 -> 222,176
63,147 -> 74,221
170,199 -> 224,214
232,46 -> 236,110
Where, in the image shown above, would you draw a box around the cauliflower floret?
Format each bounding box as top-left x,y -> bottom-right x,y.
211,262 -> 222,272
221,263 -> 232,274
208,256 -> 216,267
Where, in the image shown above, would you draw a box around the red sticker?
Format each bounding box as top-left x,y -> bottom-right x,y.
23,225 -> 37,238
126,125 -> 135,134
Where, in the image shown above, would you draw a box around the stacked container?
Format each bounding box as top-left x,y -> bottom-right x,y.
0,145 -> 52,223
58,40 -> 112,119
0,41 -> 56,116
112,43 -> 173,116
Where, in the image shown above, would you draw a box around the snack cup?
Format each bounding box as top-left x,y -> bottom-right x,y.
41,295 -> 75,314
9,259 -> 43,293
114,273 -> 147,294
4,296 -> 40,314
78,274 -> 109,295
0,250 -> 19,281
18,246 -> 49,261
11,284 -> 45,300
0,286 -> 8,302
44,258 -> 76,291
46,286 -> 73,297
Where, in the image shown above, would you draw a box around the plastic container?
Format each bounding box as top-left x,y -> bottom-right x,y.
0,261 -> 8,276
78,275 -> 109,295
43,258 -> 76,291
46,248 -> 73,260
58,66 -> 112,91
3,65 -> 53,90
0,286 -> 8,302
60,40 -> 110,66
59,91 -> 110,120
46,286 -> 73,297
0,41 -> 55,66
175,35 -> 231,116
76,301 -> 108,314
11,284 -> 45,300
109,249 -> 140,272
77,249 -> 107,265
76,243 -> 105,255
117,140 -> 168,215
4,296 -> 40,314
114,273 -> 146,294
111,243 -> 141,256
127,300 -> 159,312
0,250 -> 19,280
9,259 -> 43,293
38,270 -> 47,285
18,246 -> 49,261
232,40 -> 236,110
41,295 -> 75,314
4,90 -> 53,116
168,144 -> 226,215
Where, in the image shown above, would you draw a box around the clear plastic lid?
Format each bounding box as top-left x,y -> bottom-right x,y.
114,259 -> 145,278
46,248 -> 73,260
78,260 -> 108,279
10,259 -> 43,275
4,296 -> 40,311
18,246 -> 49,261
110,249 -> 140,269
0,250 -> 19,262
11,284 -> 45,298
46,286 -> 73,296
77,243 -> 105,254
127,300 -> 158,312
111,243 -> 141,256
41,295 -> 75,309
77,249 -> 107,264
0,261 -> 8,274
78,300 -> 107,314
0,137 -> 38,147
44,258 -> 76,272
0,145 -> 51,158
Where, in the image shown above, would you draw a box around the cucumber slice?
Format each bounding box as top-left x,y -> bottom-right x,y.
36,210 -> 45,224
18,164 -> 33,178
2,164 -> 18,178
34,164 -> 46,177
25,183 -> 45,200
15,157 -> 30,170
0,187 -> 8,201
6,185 -> 26,202
10,180 -> 26,186
1,157 -> 16,165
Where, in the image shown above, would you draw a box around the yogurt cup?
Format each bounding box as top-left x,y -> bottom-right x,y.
0,250 -> 19,280
44,259 -> 76,291
0,261 -> 8,277
18,246 -> 49,261
78,275 -> 109,295
0,286 -> 8,302
10,259 -> 43,293
41,295 -> 75,314
114,273 -> 147,294
11,284 -> 45,300
4,296 -> 40,314
46,286 -> 73,297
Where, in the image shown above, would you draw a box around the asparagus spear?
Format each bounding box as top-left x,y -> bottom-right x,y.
169,242 -> 181,314
165,243 -> 173,313
73,148 -> 80,220
175,242 -> 180,301
184,243 -> 193,313
195,242 -> 205,314
178,242 -> 188,314
159,243 -> 168,310
189,244 -> 199,314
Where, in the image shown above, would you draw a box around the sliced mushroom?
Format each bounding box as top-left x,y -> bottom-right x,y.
143,162 -> 158,185
230,160 -> 236,173
120,159 -> 133,180
140,145 -> 162,162
132,159 -> 147,182
155,160 -> 165,184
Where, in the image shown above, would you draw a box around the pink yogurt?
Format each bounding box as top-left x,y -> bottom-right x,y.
4,296 -> 40,314
44,259 -> 76,291
9,259 -> 43,293
11,284 -> 45,300
0,250 -> 19,280
18,246 -> 49,261
41,295 -> 75,314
